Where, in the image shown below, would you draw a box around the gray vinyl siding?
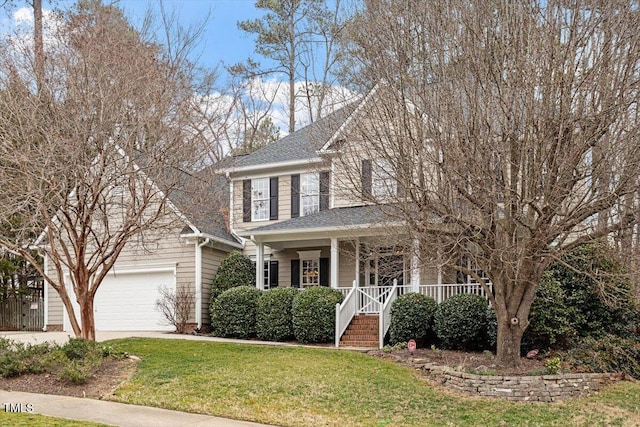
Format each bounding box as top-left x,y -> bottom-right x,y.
45,219 -> 196,327
201,246 -> 226,325
47,283 -> 63,327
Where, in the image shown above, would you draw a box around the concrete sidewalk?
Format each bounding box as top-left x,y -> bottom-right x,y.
0,390 -> 276,427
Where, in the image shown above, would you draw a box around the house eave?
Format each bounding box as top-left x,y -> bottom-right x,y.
218,157 -> 325,175
238,221 -> 405,241
180,231 -> 243,249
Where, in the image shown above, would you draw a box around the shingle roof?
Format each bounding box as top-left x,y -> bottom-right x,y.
168,169 -> 240,245
241,205 -> 392,234
229,100 -> 362,169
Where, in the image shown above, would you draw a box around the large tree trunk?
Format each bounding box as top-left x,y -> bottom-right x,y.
79,295 -> 96,341
495,317 -> 526,367
33,0 -> 45,95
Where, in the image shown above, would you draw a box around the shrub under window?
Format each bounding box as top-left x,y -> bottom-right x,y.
256,287 -> 299,342
388,293 -> 438,346
211,286 -> 262,338
292,287 -> 343,343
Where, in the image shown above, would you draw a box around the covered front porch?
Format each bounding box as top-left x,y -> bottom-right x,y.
239,206 -> 492,348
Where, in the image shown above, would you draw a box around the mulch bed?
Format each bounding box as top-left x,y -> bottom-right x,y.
0,358 -> 138,399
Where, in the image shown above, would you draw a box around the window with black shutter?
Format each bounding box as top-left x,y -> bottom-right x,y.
319,258 -> 329,287
242,179 -> 251,222
361,159 -> 372,200
319,171 -> 330,211
269,177 -> 279,220
291,174 -> 300,218
291,259 -> 300,288
269,260 -> 279,288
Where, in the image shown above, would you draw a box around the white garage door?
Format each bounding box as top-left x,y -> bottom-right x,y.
64,269 -> 176,332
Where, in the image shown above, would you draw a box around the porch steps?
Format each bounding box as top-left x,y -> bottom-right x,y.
339,315 -> 379,348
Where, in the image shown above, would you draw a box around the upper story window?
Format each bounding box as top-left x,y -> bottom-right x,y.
301,173 -> 320,216
251,178 -> 270,221
243,177 -> 278,222
371,159 -> 396,198
291,171 -> 329,218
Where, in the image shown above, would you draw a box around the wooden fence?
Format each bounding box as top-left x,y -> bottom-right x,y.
0,292 -> 44,331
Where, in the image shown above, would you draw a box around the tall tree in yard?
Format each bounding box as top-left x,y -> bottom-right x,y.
0,1 -> 222,340
337,0 -> 640,367
235,0 -> 346,132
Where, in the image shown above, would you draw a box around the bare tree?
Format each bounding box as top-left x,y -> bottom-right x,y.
0,1 -> 224,340
155,284 -> 196,334
336,0 -> 640,367
234,0 -> 348,132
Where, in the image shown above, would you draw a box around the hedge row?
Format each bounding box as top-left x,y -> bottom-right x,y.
389,293 -> 494,351
210,286 -> 343,344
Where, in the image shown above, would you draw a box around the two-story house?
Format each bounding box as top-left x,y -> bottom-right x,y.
43,88 -> 489,345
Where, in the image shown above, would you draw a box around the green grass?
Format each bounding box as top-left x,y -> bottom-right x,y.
0,412 -> 108,426
108,338 -> 640,427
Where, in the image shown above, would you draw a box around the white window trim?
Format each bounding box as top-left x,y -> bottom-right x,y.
250,255 -> 272,290
372,159 -> 396,199
300,172 -> 320,217
297,250 -> 322,288
251,177 -> 270,222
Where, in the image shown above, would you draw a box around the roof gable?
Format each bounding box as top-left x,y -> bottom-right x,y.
225,99 -> 363,171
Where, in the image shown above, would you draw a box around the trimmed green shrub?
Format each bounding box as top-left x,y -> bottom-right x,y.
0,338 -> 54,377
62,338 -> 98,360
522,273 -> 574,352
257,287 -> 299,341
486,306 -> 497,351
210,251 -> 255,304
434,294 -> 490,351
565,335 -> 640,379
547,242 -> 636,339
292,287 -> 343,344
211,286 -> 262,338
388,293 -> 438,346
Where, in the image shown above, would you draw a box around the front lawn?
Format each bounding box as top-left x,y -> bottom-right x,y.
108,338 -> 640,427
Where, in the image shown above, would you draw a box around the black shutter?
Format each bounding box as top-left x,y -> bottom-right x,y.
269,260 -> 279,288
319,257 -> 330,287
242,179 -> 251,222
291,259 -> 300,288
319,171 -> 330,211
269,177 -> 278,220
361,159 -> 372,200
291,174 -> 300,218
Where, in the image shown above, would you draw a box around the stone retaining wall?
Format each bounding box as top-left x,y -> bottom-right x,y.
417,363 -> 622,401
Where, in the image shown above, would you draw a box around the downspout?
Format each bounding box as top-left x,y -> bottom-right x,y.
195,237 -> 210,330
42,254 -> 48,331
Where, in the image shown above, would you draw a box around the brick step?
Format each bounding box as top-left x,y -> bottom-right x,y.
338,315 -> 380,348
339,340 -> 379,348
349,321 -> 379,327
342,334 -> 378,341
347,324 -> 378,331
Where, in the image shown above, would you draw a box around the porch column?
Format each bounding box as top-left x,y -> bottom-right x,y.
330,237 -> 339,288
411,238 -> 420,292
354,238 -> 360,287
256,241 -> 264,290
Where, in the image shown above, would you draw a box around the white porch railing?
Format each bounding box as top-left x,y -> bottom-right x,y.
334,281 -> 493,347
418,282 -> 493,304
335,281 -> 357,347
378,279 -> 398,349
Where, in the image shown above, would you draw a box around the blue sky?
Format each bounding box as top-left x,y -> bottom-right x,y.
2,0 -> 265,73
116,0 -> 264,72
